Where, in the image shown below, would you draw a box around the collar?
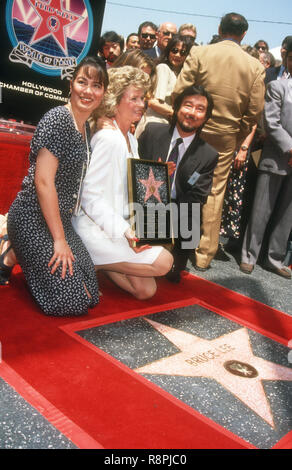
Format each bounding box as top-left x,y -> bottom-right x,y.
221,38 -> 241,45
172,126 -> 196,150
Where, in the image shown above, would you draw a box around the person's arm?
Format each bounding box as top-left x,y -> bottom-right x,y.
234,124 -> 257,170
237,67 -> 266,143
147,98 -> 173,120
263,81 -> 292,154
147,64 -> 174,120
34,148 -> 74,279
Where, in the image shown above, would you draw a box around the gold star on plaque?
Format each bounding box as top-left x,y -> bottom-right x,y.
139,167 -> 164,203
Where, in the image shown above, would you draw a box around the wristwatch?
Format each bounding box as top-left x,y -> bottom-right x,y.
241,145 -> 249,151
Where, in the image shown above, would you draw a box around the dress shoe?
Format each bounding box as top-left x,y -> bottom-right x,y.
269,266 -> 291,279
239,262 -> 254,274
165,267 -> 181,283
214,244 -> 230,262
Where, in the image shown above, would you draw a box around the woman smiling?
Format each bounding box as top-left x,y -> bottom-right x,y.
72,66 -> 173,299
1,57 -> 108,316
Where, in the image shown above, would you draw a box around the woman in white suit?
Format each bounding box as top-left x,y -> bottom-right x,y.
72,66 -> 173,299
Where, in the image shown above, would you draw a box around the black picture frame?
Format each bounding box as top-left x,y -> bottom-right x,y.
127,158 -> 174,246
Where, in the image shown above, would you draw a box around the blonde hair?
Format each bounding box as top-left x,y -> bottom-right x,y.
113,50 -> 157,97
92,65 -> 150,123
179,23 -> 197,37
241,44 -> 260,59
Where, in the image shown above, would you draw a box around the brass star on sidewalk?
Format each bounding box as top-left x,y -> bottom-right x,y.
139,167 -> 164,203
135,320 -> 292,428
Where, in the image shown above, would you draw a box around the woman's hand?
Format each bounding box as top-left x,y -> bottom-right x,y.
124,228 -> 152,253
48,239 -> 75,279
234,149 -> 247,170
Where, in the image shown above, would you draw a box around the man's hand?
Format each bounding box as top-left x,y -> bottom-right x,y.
158,157 -> 176,176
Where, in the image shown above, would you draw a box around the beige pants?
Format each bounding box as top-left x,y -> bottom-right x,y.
195,131 -> 238,268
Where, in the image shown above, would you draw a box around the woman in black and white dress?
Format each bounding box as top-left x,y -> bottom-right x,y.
0,57 -> 108,316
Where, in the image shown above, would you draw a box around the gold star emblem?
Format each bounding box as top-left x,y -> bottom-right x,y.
139,167 -> 164,203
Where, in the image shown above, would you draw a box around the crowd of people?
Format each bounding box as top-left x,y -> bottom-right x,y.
0,12 -> 291,317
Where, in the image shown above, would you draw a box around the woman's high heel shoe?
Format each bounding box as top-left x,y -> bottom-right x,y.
0,234 -> 13,285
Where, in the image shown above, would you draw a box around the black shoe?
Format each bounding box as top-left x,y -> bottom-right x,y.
214,244 -> 230,261
165,267 -> 181,283
0,234 -> 13,286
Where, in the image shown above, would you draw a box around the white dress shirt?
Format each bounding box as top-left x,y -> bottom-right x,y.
166,126 -> 196,198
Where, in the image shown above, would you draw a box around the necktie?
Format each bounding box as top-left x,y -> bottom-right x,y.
168,137 -> 183,188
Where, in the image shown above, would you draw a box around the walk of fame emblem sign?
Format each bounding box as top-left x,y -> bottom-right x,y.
127,159 -> 173,246
1,0 -> 105,123
6,0 -> 94,78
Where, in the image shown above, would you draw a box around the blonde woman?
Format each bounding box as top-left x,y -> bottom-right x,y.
72,66 -> 173,299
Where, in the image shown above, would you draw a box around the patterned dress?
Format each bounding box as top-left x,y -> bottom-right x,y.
220,153 -> 250,239
7,106 -> 99,316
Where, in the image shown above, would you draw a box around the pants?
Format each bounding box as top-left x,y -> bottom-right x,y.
241,171 -> 292,269
195,131 -> 238,268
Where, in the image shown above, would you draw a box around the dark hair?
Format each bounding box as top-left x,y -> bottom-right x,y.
254,40 -> 269,50
71,56 -> 109,90
286,37 -> 292,54
159,34 -> 193,71
98,31 -> 124,54
209,34 -> 222,44
219,12 -> 248,36
138,21 -> 158,35
171,85 -> 214,131
127,33 -> 139,43
282,36 -> 292,49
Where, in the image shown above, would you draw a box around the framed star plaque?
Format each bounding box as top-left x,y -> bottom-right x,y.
127,158 -> 173,246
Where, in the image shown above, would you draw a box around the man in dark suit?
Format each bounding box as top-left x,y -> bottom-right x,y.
144,22 -> 177,59
138,85 -> 218,282
265,36 -> 292,84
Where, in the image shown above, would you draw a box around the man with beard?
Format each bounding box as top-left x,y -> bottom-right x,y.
173,13 -> 265,271
138,85 -> 218,282
98,31 -> 124,68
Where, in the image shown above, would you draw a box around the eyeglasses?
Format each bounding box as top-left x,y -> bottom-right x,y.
170,48 -> 187,56
162,31 -> 173,37
256,46 -> 267,51
141,33 -> 156,40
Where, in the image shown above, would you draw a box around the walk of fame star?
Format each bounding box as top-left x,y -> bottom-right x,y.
28,0 -> 82,55
139,167 -> 164,203
134,319 -> 292,428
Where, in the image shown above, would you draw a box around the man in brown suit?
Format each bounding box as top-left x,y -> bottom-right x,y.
173,12 -> 265,270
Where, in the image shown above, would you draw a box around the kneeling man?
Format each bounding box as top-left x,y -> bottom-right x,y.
138,85 -> 218,282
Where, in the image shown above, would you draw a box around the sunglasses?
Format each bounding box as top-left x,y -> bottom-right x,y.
141,33 -> 156,40
162,31 -> 173,37
170,48 -> 187,56
256,46 -> 267,51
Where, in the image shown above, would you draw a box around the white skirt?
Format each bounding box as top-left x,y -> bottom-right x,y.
72,212 -> 163,266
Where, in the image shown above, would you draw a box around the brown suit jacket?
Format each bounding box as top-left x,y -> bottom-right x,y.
173,40 -> 266,142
